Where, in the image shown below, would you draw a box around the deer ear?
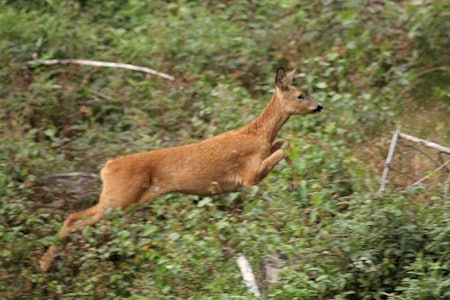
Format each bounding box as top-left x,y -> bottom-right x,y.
275,67 -> 287,89
285,68 -> 297,85
275,67 -> 296,89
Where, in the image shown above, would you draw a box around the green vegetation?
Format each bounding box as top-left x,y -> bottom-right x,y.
1,0 -> 449,299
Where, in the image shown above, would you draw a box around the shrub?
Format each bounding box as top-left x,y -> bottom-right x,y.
0,0 -> 448,298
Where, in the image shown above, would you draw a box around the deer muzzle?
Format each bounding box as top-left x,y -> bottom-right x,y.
313,104 -> 323,113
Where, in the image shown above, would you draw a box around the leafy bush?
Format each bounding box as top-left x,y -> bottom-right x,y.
269,191 -> 449,299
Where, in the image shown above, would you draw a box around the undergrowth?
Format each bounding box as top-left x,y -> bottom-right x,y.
1,0 -> 449,299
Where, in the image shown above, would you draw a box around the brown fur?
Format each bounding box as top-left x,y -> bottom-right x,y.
40,67 -> 322,271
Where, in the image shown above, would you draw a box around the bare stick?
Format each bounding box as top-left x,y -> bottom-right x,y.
28,59 -> 175,81
397,132 -> 450,154
379,126 -> 400,194
41,172 -> 98,180
444,172 -> 450,199
380,292 -> 406,300
32,36 -> 45,60
237,254 -> 261,298
411,160 -> 450,186
416,66 -> 450,77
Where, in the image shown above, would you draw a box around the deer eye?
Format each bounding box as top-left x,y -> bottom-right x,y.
297,94 -> 305,100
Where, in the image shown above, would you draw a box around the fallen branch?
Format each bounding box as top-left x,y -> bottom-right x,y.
41,172 -> 98,180
380,292 -> 406,300
379,126 -> 400,194
444,172 -> 450,199
237,254 -> 261,298
28,59 -> 175,81
397,132 -> 450,154
379,128 -> 450,196
411,160 -> 450,186
416,66 -> 450,77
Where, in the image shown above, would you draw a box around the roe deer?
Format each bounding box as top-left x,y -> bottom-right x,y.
40,67 -> 323,271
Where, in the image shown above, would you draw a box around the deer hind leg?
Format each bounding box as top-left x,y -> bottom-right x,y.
40,171 -> 145,272
137,186 -> 168,205
39,204 -> 108,272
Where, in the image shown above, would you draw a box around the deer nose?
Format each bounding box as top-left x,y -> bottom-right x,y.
313,104 -> 323,113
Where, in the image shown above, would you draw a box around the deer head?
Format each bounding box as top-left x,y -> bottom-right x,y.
275,67 -> 323,115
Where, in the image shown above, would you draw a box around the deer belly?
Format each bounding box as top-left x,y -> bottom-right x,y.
173,172 -> 244,196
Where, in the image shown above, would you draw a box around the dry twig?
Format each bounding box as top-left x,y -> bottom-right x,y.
398,132 -> 450,154
412,160 -> 450,186
28,59 -> 175,81
379,128 -> 450,197
41,172 -> 98,180
416,66 -> 450,77
237,254 -> 261,298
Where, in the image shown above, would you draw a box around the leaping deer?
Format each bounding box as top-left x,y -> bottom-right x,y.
40,67 -> 323,271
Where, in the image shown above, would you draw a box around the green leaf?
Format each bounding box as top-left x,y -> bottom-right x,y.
197,197 -> 213,207
316,82 -> 328,89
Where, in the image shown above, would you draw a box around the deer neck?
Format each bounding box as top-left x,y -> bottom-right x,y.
243,94 -> 290,142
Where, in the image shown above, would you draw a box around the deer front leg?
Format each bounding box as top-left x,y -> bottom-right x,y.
254,149 -> 286,184
267,139 -> 299,187
271,138 -> 288,152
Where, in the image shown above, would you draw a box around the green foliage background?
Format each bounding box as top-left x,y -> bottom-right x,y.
1,0 -> 449,299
